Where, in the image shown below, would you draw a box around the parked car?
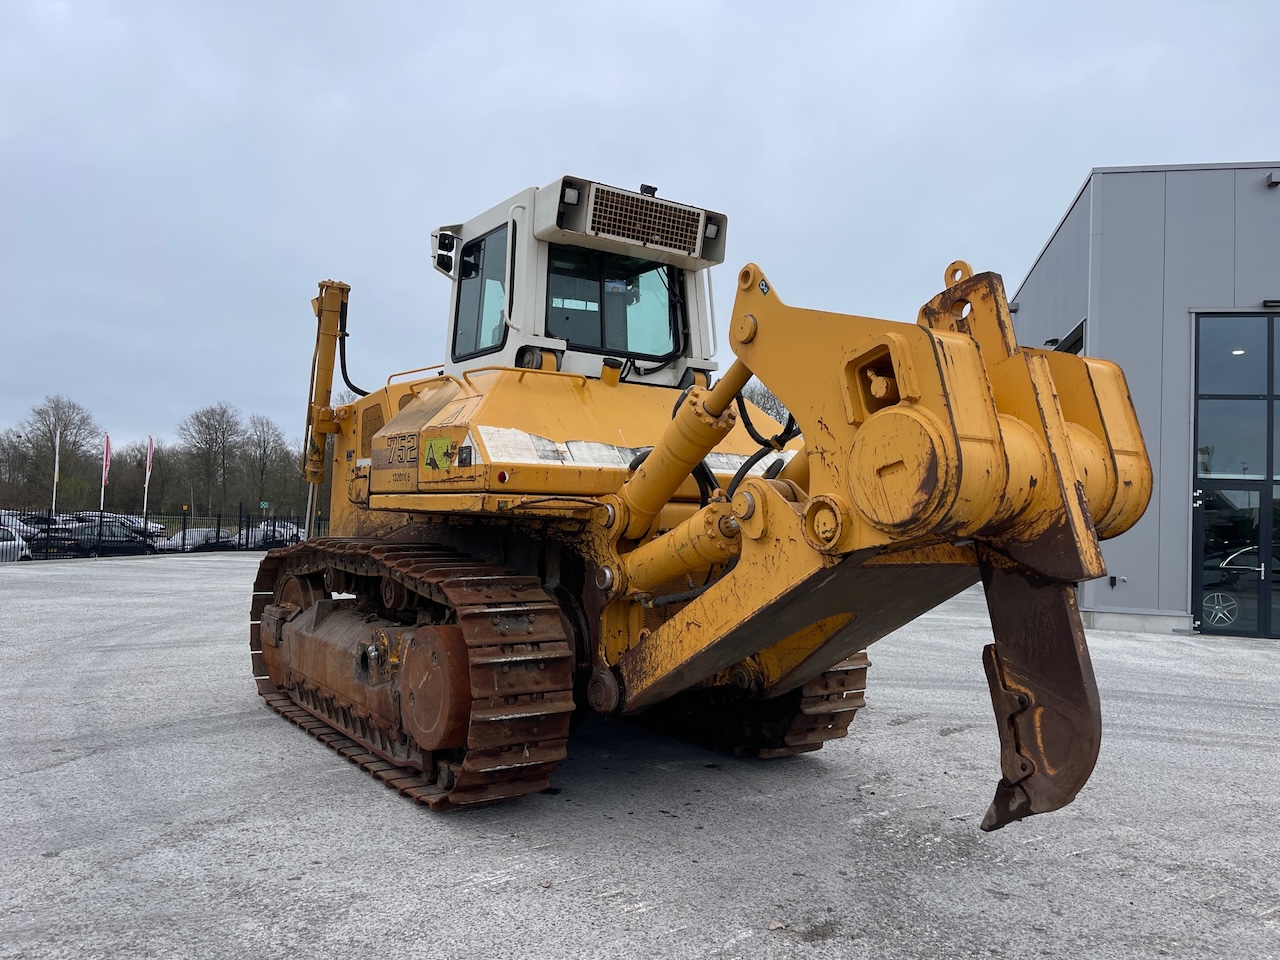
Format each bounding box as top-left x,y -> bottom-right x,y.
124,515 -> 166,536
0,512 -> 41,540
20,513 -> 76,532
25,527 -> 81,559
241,521 -> 304,549
72,521 -> 156,557
0,525 -> 33,562
30,521 -> 155,558
73,511 -> 165,536
157,528 -> 239,553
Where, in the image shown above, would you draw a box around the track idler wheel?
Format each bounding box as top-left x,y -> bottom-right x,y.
276,573 -> 326,609
399,626 -> 471,751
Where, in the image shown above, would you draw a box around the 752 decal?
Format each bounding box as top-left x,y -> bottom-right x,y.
384,433 -> 418,465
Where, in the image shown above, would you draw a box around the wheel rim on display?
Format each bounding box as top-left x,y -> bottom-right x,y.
1202,591 -> 1239,627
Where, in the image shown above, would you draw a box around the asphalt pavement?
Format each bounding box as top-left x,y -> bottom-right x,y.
1,554 -> 1276,959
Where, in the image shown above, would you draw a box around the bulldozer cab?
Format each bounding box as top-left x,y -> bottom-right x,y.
431,177 -> 727,388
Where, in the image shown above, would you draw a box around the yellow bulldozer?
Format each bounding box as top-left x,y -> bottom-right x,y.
250,176 -> 1151,830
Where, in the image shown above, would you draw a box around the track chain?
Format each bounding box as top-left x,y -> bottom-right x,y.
634,651 -> 871,758
250,538 -> 575,810
757,651 -> 871,758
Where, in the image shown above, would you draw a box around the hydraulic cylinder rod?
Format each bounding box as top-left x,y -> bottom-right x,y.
619,502 -> 740,596
302,280 -> 348,536
616,361 -> 753,539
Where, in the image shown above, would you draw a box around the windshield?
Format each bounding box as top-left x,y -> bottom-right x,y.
546,245 -> 680,360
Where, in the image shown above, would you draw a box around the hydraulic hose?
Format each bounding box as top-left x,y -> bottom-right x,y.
338,301 -> 369,398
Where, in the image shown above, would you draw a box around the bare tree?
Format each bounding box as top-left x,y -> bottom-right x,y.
144,438 -> 176,513
18,395 -> 102,510
176,402 -> 244,514
241,413 -> 289,511
741,378 -> 791,427
0,428 -> 28,504
103,439 -> 165,515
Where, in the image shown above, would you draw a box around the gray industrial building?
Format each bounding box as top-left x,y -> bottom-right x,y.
1012,161 -> 1280,638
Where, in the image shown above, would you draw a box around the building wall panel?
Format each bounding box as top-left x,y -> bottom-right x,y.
1080,171 -> 1166,614
1235,168 -> 1280,307
1155,169 -> 1237,615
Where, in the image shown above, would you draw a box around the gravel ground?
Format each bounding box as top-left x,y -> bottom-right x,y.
1,554 -> 1276,959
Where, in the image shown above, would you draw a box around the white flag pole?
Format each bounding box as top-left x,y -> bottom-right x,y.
100,433 -> 110,511
51,431 -> 60,514
142,435 -> 154,519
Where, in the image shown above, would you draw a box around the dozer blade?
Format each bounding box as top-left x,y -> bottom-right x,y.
978,549 -> 1101,831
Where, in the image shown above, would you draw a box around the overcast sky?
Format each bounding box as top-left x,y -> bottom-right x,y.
3,0 -> 1276,445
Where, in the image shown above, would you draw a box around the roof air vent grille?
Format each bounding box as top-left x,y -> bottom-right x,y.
588,187 -> 703,257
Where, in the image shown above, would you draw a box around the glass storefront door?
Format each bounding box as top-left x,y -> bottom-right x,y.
1271,493 -> 1280,634
1193,314 -> 1279,636
1195,487 -> 1266,633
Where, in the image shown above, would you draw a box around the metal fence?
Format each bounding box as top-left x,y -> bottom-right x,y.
0,508 -> 329,562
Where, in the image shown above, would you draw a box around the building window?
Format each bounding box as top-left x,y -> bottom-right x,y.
1195,315 -> 1271,480
1198,315 -> 1268,395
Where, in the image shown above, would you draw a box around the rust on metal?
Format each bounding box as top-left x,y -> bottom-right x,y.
977,547 -> 1101,831
251,540 -> 575,810
638,652 -> 871,758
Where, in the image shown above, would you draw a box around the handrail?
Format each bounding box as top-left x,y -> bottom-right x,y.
504,202 -> 526,332
461,365 -> 589,389
404,373 -> 474,398
497,496 -> 602,513
386,364 -> 444,387
706,265 -> 718,356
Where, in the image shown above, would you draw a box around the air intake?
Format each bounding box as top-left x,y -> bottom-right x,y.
588,186 -> 704,257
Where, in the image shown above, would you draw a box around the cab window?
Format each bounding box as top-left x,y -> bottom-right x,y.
546,245 -> 679,360
453,225 -> 510,360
